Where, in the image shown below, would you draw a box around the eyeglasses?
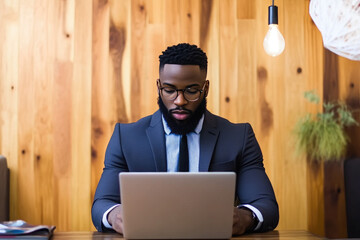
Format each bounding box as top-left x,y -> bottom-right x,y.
158,81 -> 206,102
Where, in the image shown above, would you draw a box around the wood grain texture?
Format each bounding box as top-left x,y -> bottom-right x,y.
303,0 -> 325,236
50,230 -> 326,239
0,0 -> 360,233
91,0 -> 112,221
338,57 -> 360,157
280,0 -> 307,230
219,0 -> 238,122
17,0 -> 38,225
0,0 -> 19,220
323,161 -> 347,238
52,0 -> 73,230
201,0 -> 220,114
72,0 -> 92,230
322,49 -> 347,238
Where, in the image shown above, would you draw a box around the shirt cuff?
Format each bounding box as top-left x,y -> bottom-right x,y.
102,204 -> 121,229
238,204 -> 263,231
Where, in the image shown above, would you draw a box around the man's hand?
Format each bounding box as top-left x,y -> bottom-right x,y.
107,205 -> 124,234
232,207 -> 255,235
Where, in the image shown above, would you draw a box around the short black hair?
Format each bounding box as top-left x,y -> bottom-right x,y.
159,43 -> 208,72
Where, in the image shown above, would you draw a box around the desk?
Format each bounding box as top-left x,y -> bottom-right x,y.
52,230 -> 326,239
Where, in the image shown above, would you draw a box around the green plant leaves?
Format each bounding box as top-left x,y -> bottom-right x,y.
294,91 -> 358,161
304,90 -> 320,104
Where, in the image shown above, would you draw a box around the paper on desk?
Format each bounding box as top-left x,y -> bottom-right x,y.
0,220 -> 55,235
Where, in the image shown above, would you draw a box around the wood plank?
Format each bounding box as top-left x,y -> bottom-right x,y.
307,160 -> 325,236
280,0 -> 307,230
71,0 -> 92,230
322,48 -> 347,239
164,0 -> 180,46
17,0 -> 38,224
51,230 -> 327,239
338,57 -> 360,157
130,0 -> 147,121
219,0 -> 238,122
32,0 -> 55,226
323,49 -> 339,102
236,19 -> 256,125
0,0 -> 19,220
236,0 -> 255,19
52,0 -> 73,230
142,23 -> 163,116
91,0 -> 112,216
323,161 -> 347,238
179,0 -> 200,44
200,0 -> 220,115
147,0 -> 164,24
53,62 -> 72,230
142,0 -> 164,117
326,50 -> 360,239
236,0 -> 256,124
109,0 -> 130,123
338,57 -> 360,236
200,0 -> 214,48
303,0 -> 325,236
110,0 -> 132,121
49,0 -> 75,231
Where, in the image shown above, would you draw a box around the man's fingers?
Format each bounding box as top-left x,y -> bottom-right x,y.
113,218 -> 123,234
108,205 -> 124,234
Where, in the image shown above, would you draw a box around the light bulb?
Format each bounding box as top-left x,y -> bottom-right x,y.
263,24 -> 285,56
263,2 -> 285,57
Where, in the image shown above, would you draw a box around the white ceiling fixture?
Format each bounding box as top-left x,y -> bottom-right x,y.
310,0 -> 360,61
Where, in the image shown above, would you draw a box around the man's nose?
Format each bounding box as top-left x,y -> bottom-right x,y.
174,91 -> 188,106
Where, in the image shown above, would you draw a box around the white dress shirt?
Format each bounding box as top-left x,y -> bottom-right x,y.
162,115 -> 203,172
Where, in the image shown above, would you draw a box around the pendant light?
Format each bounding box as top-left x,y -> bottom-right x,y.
263,0 -> 285,57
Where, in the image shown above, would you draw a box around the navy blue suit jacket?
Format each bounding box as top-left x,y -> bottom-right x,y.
92,110 -> 279,232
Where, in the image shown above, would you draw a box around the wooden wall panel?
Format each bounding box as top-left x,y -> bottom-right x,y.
201,0 -> 220,114
130,0 -> 147,121
53,0 -> 73,230
219,0 -> 238,122
1,0 -> 360,233
339,57 -> 360,157
0,0 -> 19,220
17,0 -> 38,224
236,18 -> 256,125
280,0 -> 307,230
71,0 -> 92,230
91,0 -> 112,217
303,0 -> 326,236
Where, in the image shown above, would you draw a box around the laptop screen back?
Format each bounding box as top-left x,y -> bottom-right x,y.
119,172 -> 236,239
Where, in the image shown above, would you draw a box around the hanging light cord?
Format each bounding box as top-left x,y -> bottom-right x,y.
272,0 -> 275,6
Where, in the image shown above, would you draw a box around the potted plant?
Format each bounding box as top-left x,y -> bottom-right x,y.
294,90 -> 358,161
294,90 -> 359,238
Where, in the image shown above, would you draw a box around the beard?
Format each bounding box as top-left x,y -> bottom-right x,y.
158,96 -> 207,135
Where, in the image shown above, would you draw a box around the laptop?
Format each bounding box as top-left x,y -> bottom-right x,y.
119,172 -> 236,239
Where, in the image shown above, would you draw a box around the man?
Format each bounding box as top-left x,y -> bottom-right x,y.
92,43 -> 279,235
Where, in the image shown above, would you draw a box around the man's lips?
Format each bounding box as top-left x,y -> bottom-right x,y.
170,110 -> 191,121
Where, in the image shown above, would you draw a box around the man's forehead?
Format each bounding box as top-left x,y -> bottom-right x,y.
160,64 -> 206,79
162,64 -> 201,71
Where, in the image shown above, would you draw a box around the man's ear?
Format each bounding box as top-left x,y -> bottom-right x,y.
204,80 -> 210,97
156,79 -> 160,94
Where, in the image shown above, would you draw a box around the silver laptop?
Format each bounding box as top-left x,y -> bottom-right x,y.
119,172 -> 236,239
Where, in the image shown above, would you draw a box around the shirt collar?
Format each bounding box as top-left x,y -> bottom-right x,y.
162,114 -> 205,135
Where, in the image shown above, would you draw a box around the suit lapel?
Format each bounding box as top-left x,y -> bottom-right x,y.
146,110 -> 167,172
199,111 -> 219,171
